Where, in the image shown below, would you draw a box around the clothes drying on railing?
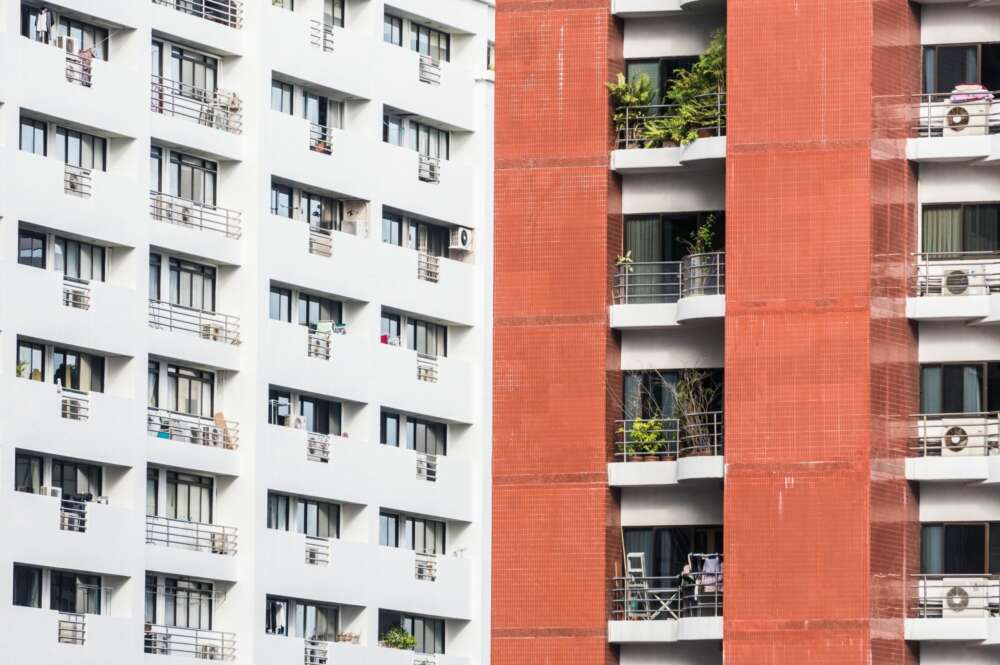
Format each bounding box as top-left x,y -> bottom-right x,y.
949,84 -> 994,104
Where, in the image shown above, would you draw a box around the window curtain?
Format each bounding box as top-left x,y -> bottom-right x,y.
624,217 -> 668,302
922,207 -> 961,254
921,525 -> 944,574
964,365 -> 983,412
964,204 -> 1000,253
920,367 -> 941,414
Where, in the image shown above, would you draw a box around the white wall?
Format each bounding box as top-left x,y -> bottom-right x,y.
918,321 -> 1000,363
921,5 -> 1000,45
623,14 -> 722,59
622,168 -> 725,215
920,483 -> 1000,522
620,485 -> 723,526
619,642 -> 724,665
620,326 -> 724,370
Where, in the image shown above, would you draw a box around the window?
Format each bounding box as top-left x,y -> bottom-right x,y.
922,204 -> 1000,254
19,116 -> 46,156
383,14 -> 402,46
381,410 -> 400,447
409,121 -> 449,160
383,113 -> 404,147
325,0 -> 344,27
21,4 -> 48,42
303,91 -> 329,131
407,417 -> 447,455
267,597 -> 339,641
382,212 -> 402,246
269,388 -> 291,426
58,17 -> 109,60
145,574 -> 157,626
12,564 -> 42,608
406,318 -> 447,357
271,182 -> 293,218
266,597 -> 289,635
411,24 -> 450,62
623,525 -> 724,577
302,191 -> 341,230
380,511 -> 446,555
51,570 -> 101,614
921,523 -> 1000,574
148,360 -> 160,407
17,229 -> 46,268
164,578 -> 213,630
52,459 -> 103,498
378,610 -> 445,655
487,41 -> 495,71
296,497 -> 339,538
169,46 -> 218,96
150,146 -> 162,192
53,348 -> 104,392
625,57 -> 699,106
381,312 -> 401,344
623,369 -> 724,421
300,396 -> 342,436
270,286 -> 292,322
379,512 -> 398,547
273,0 -> 294,10
167,471 -> 213,523
406,220 -> 450,257
267,492 -> 290,531
923,43 -> 1000,95
919,363 -> 1000,414
17,340 -> 44,381
271,79 -> 293,114
147,468 -> 159,516
56,127 -> 107,171
169,152 -> 217,205
15,453 -> 43,494
298,293 -> 342,329
168,365 -> 214,417
169,259 -> 216,312
55,237 -> 106,282
149,254 -> 161,301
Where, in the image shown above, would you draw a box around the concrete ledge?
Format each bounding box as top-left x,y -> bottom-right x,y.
611,137 -> 726,173
905,617 -> 989,642
906,135 -> 1000,164
608,617 -> 723,643
906,295 -> 993,321
905,456 -> 993,483
677,455 -> 724,482
608,460 -> 679,486
610,303 -> 679,328
676,294 -> 725,323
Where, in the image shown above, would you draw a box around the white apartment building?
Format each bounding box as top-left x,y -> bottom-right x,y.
0,1 -> 494,663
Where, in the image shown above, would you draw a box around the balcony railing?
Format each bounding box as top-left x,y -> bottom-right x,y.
152,0 -> 244,29
911,574 -> 1000,618
419,55 -> 442,86
415,552 -> 438,581
614,253 -> 726,305
58,612 -> 86,645
59,497 -> 89,532
144,624 -> 237,661
149,300 -> 241,345
305,535 -> 331,566
146,515 -> 238,555
912,252 -> 1000,297
309,123 -> 332,155
64,164 -> 92,198
309,19 -> 335,52
63,277 -> 91,310
61,388 -> 90,421
417,252 -> 440,282
307,432 -> 331,463
913,90 -> 1000,138
614,411 -> 724,462
150,191 -> 243,239
910,412 -> 1000,457
416,452 -> 438,482
611,569 -> 723,620
417,353 -> 440,383
64,52 -> 94,88
150,75 -> 243,134
418,154 -> 441,183
148,407 -> 240,449
305,639 -> 330,665
615,94 -> 727,150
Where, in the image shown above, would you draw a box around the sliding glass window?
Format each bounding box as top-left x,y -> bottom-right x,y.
922,204 -> 1000,254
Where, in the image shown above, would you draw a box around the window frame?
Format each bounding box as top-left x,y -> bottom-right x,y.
17,228 -> 46,269
19,116 -> 47,156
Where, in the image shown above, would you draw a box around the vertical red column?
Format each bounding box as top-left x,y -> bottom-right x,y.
724,2 -> 920,664
493,2 -> 621,664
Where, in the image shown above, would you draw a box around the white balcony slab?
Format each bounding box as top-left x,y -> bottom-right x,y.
145,433 -> 241,478
611,297 -> 725,329
377,42 -> 477,132
144,540 -> 238,583
373,345 -> 475,424
613,0 -> 723,15
375,143 -> 479,227
677,455 -> 725,482
609,460 -> 680,486
3,607 -> 139,663
150,1 -> 244,56
608,616 -> 722,643
677,294 -> 725,323
149,112 -> 244,163
611,137 -> 726,173
906,135 -> 1000,164
906,294 -> 999,322
374,243 -> 478,327
388,0 -> 491,35
146,324 -> 242,373
148,212 -> 243,267
906,456 -> 1000,483
905,617 -> 991,642
263,321 -> 371,406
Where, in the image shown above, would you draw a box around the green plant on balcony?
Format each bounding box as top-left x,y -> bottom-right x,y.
619,415 -> 669,458
683,214 -> 717,256
607,72 -> 654,146
16,361 -> 27,379
681,214 -> 719,295
661,29 -> 727,146
673,370 -> 720,456
380,627 -> 416,651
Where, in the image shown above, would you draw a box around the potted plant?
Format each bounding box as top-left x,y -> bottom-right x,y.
661,29 -> 726,146
15,360 -> 27,379
682,215 -> 717,296
618,415 -> 670,460
606,72 -> 654,148
672,370 -> 720,456
380,626 -> 416,651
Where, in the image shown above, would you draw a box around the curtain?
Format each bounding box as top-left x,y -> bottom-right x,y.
921,366 -> 941,414
922,206 -> 962,254
964,366 -> 983,412
623,374 -> 642,421
921,525 -> 944,573
624,217 -> 668,302
964,204 -> 1000,252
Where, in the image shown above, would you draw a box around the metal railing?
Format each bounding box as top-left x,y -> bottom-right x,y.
146,515 -> 237,555
60,498 -> 88,532
417,252 -> 440,283
149,300 -> 241,345
63,277 -> 92,310
61,388 -> 90,421
615,94 -> 727,149
417,353 -> 439,383
614,253 -> 726,305
612,570 -> 723,620
308,226 -> 334,257
144,624 -> 237,660
416,452 -> 438,482
307,330 -> 332,360
913,90 -> 1000,138
414,656 -> 437,665
418,154 -> 441,183
150,75 -> 243,134
309,123 -> 332,155
911,574 -> 1000,618
419,55 -> 442,85
150,191 -> 243,239
152,0 -> 244,29
911,412 -> 1000,457
305,639 -> 330,665
309,19 -> 335,52
147,407 -> 240,449
614,410 -> 724,461
58,612 -> 86,645
64,53 -> 93,87
305,535 -> 331,566
415,552 -> 438,581
64,164 -> 93,197
912,252 -> 1000,297
307,432 -> 331,463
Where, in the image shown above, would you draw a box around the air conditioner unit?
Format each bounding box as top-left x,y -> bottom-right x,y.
940,423 -> 986,456
943,102 -> 990,137
941,268 -> 985,296
449,227 -> 474,252
941,577 -> 992,617
55,35 -> 77,53
290,414 -> 307,430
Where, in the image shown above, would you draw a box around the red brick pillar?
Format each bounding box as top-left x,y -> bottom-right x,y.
723,1 -> 921,663
492,2 -> 622,664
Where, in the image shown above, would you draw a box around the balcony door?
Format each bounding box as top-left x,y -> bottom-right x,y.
164,578 -> 213,630
168,365 -> 214,418
170,46 -> 217,100
167,471 -> 213,523
169,259 -> 216,312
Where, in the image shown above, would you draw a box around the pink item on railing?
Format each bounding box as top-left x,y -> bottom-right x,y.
950,84 -> 994,103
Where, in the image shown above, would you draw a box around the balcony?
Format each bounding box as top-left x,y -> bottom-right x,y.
149,300 -> 241,345
908,89 -> 1000,164
907,252 -> 1000,322
906,412 -> 1000,483
608,411 -> 724,486
146,515 -> 237,555
612,0 -> 723,14
611,98 -> 727,173
144,624 -> 236,661
609,569 -> 723,643
150,191 -> 242,240
152,0 -> 243,29
611,253 -> 726,328
258,634 -> 470,665
375,345 -> 473,424
7,606 -> 132,660
147,407 -> 239,450
905,574 -> 1000,642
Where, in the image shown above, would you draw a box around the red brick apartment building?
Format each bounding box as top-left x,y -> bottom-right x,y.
495,1 -> 1000,664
